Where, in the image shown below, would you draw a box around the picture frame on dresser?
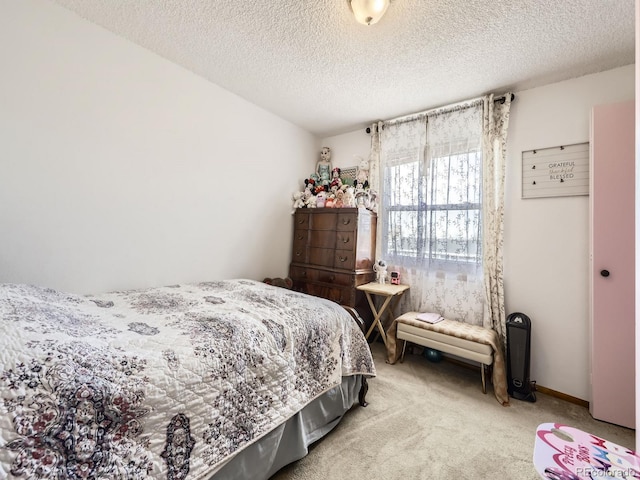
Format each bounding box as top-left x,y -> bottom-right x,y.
289,207 -> 377,328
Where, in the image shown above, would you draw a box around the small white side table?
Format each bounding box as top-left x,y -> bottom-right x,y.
356,282 -> 410,348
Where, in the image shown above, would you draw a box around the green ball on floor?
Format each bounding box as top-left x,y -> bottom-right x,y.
423,347 -> 443,363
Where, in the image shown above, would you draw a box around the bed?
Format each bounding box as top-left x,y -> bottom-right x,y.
0,279 -> 376,479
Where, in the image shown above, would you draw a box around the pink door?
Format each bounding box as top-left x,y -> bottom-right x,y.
590,100 -> 635,429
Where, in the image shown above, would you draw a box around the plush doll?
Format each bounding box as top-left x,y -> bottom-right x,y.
302,188 -> 313,207
304,178 -> 316,192
292,191 -> 305,212
353,178 -> 369,191
335,189 -> 345,208
316,147 -> 332,186
330,167 -> 343,190
354,188 -> 368,207
356,156 -> 370,185
325,195 -> 335,208
316,190 -> 327,208
343,186 -> 356,207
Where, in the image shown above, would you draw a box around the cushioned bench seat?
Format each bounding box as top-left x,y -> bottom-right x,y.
397,321 -> 494,392
386,312 -> 510,405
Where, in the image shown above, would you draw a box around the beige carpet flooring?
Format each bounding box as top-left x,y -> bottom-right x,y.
271,342 -> 635,480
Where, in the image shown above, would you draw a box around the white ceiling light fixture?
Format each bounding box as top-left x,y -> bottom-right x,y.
350,0 -> 390,26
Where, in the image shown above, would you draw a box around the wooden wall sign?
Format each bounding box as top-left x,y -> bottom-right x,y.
521,142 -> 589,199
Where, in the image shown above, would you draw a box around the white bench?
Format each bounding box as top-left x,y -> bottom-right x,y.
394,312 -> 495,394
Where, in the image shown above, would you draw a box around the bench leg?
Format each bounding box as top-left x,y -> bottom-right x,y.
481,364 -> 487,394
400,339 -> 407,363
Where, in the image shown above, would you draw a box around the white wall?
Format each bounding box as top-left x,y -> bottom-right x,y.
323,65 -> 635,401
0,0 -> 317,294
506,65 -> 634,401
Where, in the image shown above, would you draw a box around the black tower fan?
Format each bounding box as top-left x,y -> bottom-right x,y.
506,312 -> 536,402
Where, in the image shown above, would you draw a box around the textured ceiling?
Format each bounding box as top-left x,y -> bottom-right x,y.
50,0 -> 635,137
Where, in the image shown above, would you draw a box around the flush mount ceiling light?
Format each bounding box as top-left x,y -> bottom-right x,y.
350,0 -> 390,26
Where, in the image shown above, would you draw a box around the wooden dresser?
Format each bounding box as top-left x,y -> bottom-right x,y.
289,208 -> 376,323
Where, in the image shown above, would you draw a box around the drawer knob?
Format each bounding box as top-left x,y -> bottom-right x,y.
297,235 -> 304,240
342,218 -> 351,225
341,237 -> 350,243
339,256 -> 347,262
295,251 -> 302,257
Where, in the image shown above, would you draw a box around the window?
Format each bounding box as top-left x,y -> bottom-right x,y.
383,148 -> 482,268
381,104 -> 483,273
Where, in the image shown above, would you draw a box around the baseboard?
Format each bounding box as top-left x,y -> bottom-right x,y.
533,384 -> 589,409
436,352 -> 590,408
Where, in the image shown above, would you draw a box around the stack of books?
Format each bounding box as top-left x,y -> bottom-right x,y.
415,312 -> 444,324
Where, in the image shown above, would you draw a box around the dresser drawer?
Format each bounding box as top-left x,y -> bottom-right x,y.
337,213 -> 357,231
309,247 -> 335,268
290,266 -> 352,286
316,270 -> 353,286
311,212 -> 337,231
294,212 -> 310,229
309,230 -> 336,249
293,228 -> 308,244
335,231 -> 355,249
290,265 -> 315,282
291,246 -> 308,263
292,229 -> 308,254
334,250 -> 355,271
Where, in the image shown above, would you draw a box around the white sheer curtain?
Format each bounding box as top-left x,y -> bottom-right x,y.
368,122 -> 383,196
375,95 -> 513,340
380,101 -> 485,325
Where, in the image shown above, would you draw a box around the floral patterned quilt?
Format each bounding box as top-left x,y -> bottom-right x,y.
0,279 -> 375,479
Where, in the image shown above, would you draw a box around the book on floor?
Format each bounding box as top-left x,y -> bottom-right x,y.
416,312 -> 444,323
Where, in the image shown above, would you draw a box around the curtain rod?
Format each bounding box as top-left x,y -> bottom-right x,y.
365,93 -> 515,134
496,93 -> 515,104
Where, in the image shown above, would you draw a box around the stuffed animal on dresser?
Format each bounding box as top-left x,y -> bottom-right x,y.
292,191 -> 305,212
356,156 -> 370,185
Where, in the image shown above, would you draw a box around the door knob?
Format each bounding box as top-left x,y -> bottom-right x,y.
600,269 -> 610,277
